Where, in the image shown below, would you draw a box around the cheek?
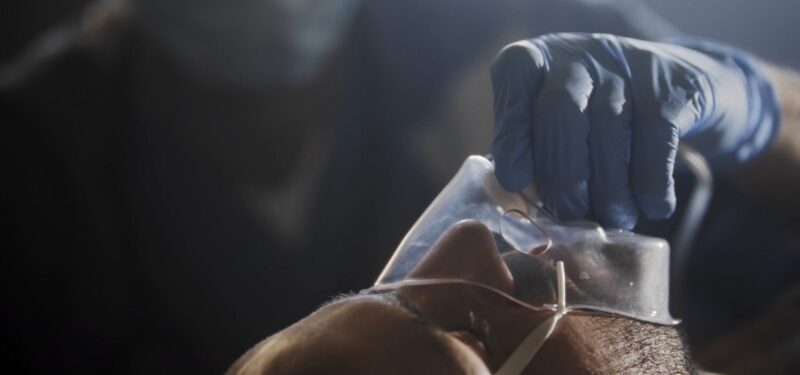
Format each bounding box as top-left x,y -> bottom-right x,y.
447,330 -> 491,365
366,326 -> 491,375
305,300 -> 494,375
439,333 -> 493,375
398,285 -> 500,330
398,285 -> 553,369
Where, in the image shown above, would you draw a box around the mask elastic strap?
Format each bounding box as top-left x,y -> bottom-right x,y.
495,261 -> 567,375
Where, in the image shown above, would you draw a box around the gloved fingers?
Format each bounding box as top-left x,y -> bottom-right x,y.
630,112 -> 680,220
630,64 -> 707,220
587,74 -> 638,230
492,102 -> 535,192
532,62 -> 593,221
490,40 -> 547,192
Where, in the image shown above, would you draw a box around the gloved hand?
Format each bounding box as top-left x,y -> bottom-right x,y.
490,33 -> 780,230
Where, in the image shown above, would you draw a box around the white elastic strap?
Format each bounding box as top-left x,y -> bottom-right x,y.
495,262 -> 567,375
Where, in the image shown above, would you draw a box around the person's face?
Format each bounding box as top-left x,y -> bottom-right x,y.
228,222 -> 678,374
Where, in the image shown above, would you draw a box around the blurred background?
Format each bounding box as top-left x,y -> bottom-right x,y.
1,0 -> 798,374
4,0 -> 799,69
644,0 -> 800,70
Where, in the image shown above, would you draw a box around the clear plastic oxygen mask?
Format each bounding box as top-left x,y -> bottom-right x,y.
369,155 -> 688,373
372,155 -> 678,326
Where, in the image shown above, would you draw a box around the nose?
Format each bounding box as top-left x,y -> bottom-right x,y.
407,220 -> 515,297
398,221 -> 555,371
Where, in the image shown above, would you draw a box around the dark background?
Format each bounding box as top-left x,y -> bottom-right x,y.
3,1 -> 800,69
643,0 -> 800,70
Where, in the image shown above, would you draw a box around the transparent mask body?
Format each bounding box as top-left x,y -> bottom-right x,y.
373,155 -> 678,325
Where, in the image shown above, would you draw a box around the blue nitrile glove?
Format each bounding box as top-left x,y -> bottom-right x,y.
490,33 -> 780,230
